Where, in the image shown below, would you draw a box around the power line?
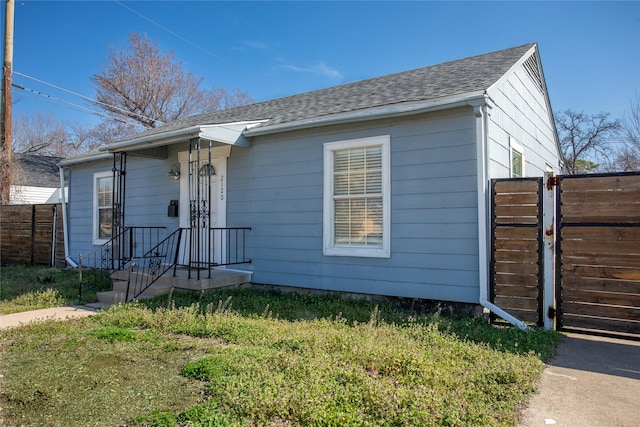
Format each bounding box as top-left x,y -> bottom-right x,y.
12,83 -> 147,128
13,71 -> 162,126
14,87 -> 109,118
113,0 -> 251,75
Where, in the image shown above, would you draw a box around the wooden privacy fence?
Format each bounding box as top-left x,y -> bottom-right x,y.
490,172 -> 640,339
556,173 -> 640,337
490,178 -> 544,326
0,204 -> 65,267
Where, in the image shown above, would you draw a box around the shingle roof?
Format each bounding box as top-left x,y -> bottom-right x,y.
13,153 -> 64,187
110,43 -> 535,143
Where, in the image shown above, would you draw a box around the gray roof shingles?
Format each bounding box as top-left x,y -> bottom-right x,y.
13,153 -> 64,187
110,43 -> 535,143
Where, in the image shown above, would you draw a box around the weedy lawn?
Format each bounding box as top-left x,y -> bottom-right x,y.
0,280 -> 561,426
0,266 -> 111,314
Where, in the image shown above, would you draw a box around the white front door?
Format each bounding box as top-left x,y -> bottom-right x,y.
178,146 -> 229,267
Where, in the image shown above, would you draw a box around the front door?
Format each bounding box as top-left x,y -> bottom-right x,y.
178,145 -> 229,268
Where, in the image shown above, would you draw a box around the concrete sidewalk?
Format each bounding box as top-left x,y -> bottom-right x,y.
520,333 -> 640,427
0,305 -> 100,330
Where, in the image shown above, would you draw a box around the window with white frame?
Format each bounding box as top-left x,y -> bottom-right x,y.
323,135 -> 390,258
93,171 -> 113,244
510,138 -> 525,178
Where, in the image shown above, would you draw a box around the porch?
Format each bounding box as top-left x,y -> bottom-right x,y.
79,226 -> 252,304
76,135 -> 253,304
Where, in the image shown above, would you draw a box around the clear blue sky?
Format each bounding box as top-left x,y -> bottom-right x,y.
4,1 -> 640,128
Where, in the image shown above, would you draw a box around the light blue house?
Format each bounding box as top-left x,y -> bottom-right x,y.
60,43 -> 561,310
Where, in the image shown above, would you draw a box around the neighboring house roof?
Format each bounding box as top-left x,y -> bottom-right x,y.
13,153 -> 65,187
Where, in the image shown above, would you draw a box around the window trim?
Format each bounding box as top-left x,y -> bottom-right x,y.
323,135 -> 391,258
510,138 -> 525,178
93,171 -> 113,245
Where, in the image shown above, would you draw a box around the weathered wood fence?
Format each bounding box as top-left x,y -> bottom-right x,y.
556,173 -> 640,337
490,172 -> 640,339
0,204 -> 65,267
490,178 -> 543,325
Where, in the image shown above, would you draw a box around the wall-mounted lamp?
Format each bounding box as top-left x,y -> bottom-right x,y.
167,165 -> 180,180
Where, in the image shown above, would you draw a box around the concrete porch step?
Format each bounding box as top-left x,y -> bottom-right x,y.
96,268 -> 253,305
111,279 -> 173,296
85,302 -> 112,310
167,268 -> 252,290
96,290 -> 132,305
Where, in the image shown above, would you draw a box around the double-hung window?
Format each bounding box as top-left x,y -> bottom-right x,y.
93,171 -> 114,244
323,135 -> 390,258
510,138 -> 525,178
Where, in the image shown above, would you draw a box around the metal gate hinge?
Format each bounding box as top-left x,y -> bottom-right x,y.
546,176 -> 560,190
547,307 -> 556,319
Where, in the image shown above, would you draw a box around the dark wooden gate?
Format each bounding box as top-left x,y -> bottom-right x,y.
490,178 -> 544,326
555,172 -> 640,338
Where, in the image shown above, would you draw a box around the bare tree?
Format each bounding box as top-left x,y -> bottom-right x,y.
87,119 -> 140,145
555,110 -> 622,174
12,112 -> 68,155
92,33 -> 253,130
12,112 -> 108,157
63,123 -> 111,156
612,147 -> 640,171
615,94 -> 640,171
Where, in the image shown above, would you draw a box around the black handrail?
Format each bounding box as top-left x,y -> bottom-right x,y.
126,227 -> 184,300
127,227 -> 252,300
77,226 -> 165,299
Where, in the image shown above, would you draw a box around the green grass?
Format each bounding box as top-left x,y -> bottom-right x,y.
0,266 -> 111,314
0,286 -> 562,427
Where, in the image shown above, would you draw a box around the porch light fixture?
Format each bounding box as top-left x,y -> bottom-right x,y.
167,165 -> 180,180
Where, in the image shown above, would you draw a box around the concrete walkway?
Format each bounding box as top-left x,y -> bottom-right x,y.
520,333 -> 640,427
0,305 -> 101,330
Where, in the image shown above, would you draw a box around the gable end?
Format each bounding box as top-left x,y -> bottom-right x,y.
523,53 -> 544,95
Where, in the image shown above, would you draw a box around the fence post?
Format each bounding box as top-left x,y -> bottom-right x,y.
543,172 -> 556,330
78,253 -> 83,300
51,204 -> 57,267
30,204 -> 36,266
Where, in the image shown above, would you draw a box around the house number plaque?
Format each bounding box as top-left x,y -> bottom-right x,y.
220,175 -> 224,200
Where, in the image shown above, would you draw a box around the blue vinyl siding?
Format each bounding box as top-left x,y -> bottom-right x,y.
66,152 -> 182,261
227,108 -> 481,303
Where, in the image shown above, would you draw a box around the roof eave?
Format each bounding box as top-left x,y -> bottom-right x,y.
59,152 -> 113,167
102,126 -> 203,152
100,121 -> 266,153
243,91 -> 487,137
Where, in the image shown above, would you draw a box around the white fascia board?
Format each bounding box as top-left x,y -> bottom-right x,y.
199,123 -> 252,147
101,126 -> 203,152
102,121 -> 265,152
244,91 -> 486,137
59,151 -> 113,166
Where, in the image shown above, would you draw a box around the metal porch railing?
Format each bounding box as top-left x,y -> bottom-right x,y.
77,226 -> 166,299
126,227 -> 252,300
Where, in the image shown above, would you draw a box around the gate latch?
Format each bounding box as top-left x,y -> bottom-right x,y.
546,176 -> 560,190
547,306 -> 556,320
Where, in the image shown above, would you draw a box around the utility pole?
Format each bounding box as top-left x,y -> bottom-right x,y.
1,0 -> 15,204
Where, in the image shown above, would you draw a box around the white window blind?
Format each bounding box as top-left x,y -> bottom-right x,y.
323,135 -> 390,258
94,171 -> 114,243
333,146 -> 383,246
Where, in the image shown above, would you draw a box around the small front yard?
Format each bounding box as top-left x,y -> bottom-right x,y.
0,266 -> 111,314
0,268 -> 561,426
